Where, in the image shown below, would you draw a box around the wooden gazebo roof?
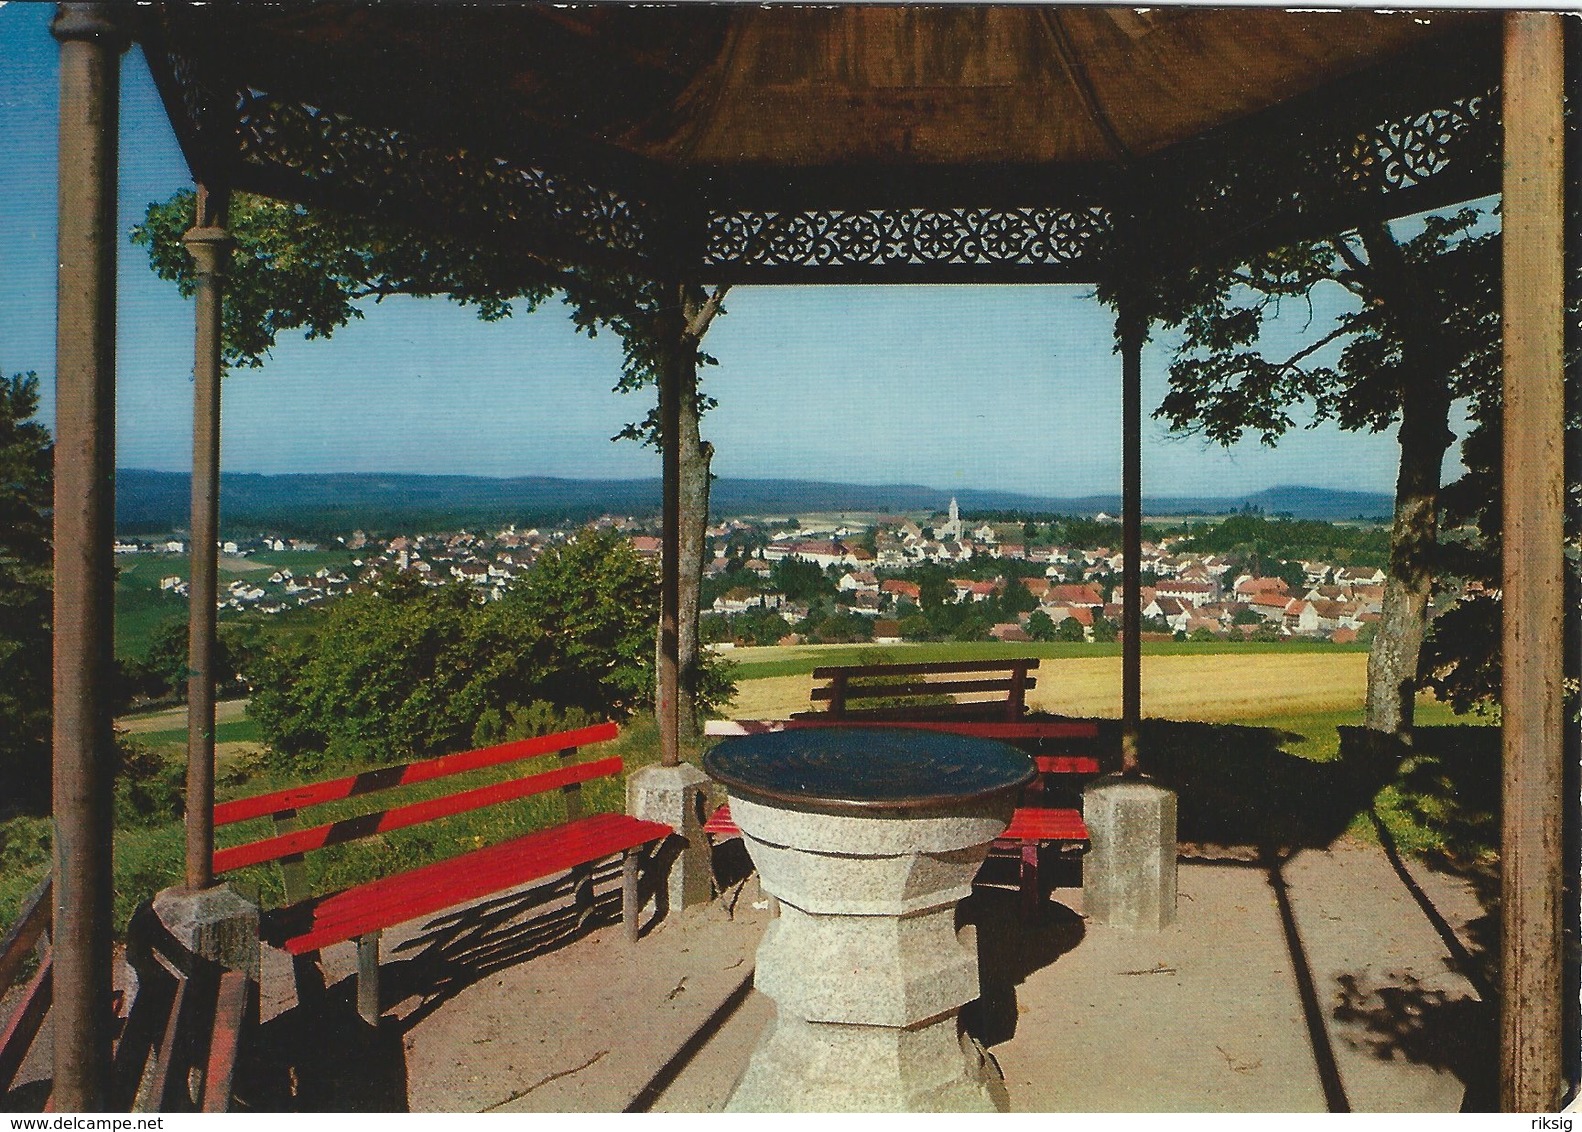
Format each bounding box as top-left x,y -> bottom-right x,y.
138,5 -> 1502,283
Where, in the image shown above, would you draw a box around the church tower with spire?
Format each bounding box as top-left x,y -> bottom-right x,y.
941,496 -> 963,541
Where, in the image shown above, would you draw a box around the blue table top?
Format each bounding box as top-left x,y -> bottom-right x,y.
702,727 -> 1034,813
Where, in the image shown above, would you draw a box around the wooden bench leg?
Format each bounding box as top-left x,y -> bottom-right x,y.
356,930 -> 381,1026
1020,841 -> 1040,921
622,849 -> 641,943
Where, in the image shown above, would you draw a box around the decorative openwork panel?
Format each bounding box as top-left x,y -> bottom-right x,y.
228,88 -> 657,266
1121,79 -> 1498,279
1370,94 -> 1493,194
703,205 -> 1112,279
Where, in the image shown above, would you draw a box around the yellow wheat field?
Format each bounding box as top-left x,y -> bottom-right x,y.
727,652 -> 1371,725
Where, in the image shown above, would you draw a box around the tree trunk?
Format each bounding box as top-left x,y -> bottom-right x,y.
676,363 -> 712,747
1365,384 -> 1453,734
1358,223 -> 1455,737
656,283 -> 724,752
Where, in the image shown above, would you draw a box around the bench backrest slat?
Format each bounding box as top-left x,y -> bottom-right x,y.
809,658 -> 1039,679
808,658 -> 1037,721
706,719 -> 1097,739
214,753 -> 624,875
214,721 -> 619,828
810,676 -> 1035,702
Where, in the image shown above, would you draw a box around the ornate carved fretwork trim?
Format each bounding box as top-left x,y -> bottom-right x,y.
230,90 -> 653,264
703,205 -> 1111,274
1370,94 -> 1491,193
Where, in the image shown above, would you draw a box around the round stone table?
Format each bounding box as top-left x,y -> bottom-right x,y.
704,727 -> 1034,1112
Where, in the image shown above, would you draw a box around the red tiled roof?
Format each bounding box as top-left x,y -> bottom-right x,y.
1046,603 -> 1094,626
1235,576 -> 1289,595
1048,584 -> 1102,606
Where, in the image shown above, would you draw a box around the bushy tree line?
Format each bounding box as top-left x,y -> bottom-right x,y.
1179,513 -> 1391,567
245,530 -> 714,770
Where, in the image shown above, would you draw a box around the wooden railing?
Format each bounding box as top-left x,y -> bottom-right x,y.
0,875 -> 53,1101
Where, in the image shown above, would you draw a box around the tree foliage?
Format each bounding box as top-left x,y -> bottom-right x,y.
1180,513 -> 1390,565
247,530 -> 664,770
119,617 -> 244,707
1141,209 -> 1497,446
0,373 -> 53,813
1108,208 -> 1501,733
770,557 -> 835,603
134,190 -> 732,739
1025,610 -> 1057,642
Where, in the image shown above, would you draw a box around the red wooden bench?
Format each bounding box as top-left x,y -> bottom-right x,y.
703,716 -> 1102,917
797,658 -> 1040,722
213,722 -> 671,1024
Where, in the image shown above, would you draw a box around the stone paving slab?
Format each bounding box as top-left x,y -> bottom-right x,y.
1,837 -> 1490,1113
644,840 -> 1489,1113
984,843 -> 1483,1112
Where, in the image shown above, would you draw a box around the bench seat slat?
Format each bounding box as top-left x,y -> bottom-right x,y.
1001,807 -> 1088,842
273,814 -> 669,945
810,658 -> 1039,679
265,812 -> 671,954
215,755 -> 624,874
798,702 -> 1024,722
1035,755 -> 1101,774
292,812 -> 655,932
214,722 -> 619,828
703,803 -> 1086,846
810,676 -> 1036,701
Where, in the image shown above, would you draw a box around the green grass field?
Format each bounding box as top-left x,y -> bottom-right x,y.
113,549 -> 357,659
721,637 -> 1365,681
128,715 -> 264,751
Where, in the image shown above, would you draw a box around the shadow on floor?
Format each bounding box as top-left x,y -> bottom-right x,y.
1133,719 -> 1406,854
1332,724 -> 1530,1112
1080,718 -> 1506,1111
959,887 -> 1085,1048
1331,967 -> 1497,1111
239,864 -> 631,1111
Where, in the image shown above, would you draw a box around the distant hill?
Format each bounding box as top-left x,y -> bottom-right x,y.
114,469 -> 1392,535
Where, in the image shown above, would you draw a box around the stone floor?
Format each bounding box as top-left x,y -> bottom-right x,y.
0,837 -> 1501,1113
648,841 -> 1495,1113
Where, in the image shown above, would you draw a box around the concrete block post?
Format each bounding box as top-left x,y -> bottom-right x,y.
1082,775 -> 1178,931
627,763 -> 714,916
152,884 -> 261,979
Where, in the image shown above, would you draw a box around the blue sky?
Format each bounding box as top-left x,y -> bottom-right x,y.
1,2 -> 1469,500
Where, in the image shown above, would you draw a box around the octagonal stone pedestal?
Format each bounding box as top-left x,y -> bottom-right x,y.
724,792 -> 1013,1112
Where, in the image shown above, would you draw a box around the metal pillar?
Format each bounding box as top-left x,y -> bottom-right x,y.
183,187 -> 232,891
50,2 -> 126,1110
1117,296 -> 1146,774
1498,11 -> 1567,1113
657,286 -> 683,768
